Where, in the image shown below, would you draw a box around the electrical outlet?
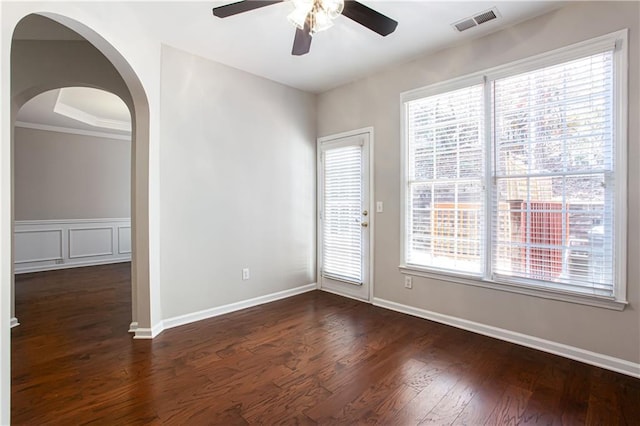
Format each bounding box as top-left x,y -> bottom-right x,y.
242,268 -> 250,280
404,276 -> 412,289
376,201 -> 384,213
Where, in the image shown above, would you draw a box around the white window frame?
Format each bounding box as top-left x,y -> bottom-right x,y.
399,30 -> 628,310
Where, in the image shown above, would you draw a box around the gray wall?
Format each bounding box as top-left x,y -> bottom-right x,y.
159,46 -> 317,319
13,127 -> 130,220
11,40 -> 132,110
317,1 -> 640,363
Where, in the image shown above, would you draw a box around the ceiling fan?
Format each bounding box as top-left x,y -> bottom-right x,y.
212,0 -> 398,56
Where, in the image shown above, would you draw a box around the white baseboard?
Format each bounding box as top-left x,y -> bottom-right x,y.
10,317 -> 19,328
132,284 -> 317,339
373,297 -> 640,379
15,258 -> 130,274
133,322 -> 163,340
162,283 -> 317,331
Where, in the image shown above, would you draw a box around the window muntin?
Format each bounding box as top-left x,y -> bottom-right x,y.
401,33 -> 626,304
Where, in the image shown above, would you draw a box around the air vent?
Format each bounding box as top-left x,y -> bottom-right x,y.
452,7 -> 500,32
474,9 -> 497,25
454,18 -> 476,32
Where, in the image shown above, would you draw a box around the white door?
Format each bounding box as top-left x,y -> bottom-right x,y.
318,129 -> 371,301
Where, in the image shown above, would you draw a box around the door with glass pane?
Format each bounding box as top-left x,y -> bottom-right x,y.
318,130 -> 370,301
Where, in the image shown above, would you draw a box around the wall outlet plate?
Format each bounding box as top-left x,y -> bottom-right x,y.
242,268 -> 250,280
404,276 -> 412,289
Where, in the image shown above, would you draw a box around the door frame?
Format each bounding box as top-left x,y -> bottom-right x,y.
317,127 -> 375,302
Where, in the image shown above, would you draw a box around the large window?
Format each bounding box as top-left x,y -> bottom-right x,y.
401,31 -> 628,308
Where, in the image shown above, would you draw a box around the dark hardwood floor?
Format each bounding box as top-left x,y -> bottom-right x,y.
11,263 -> 640,425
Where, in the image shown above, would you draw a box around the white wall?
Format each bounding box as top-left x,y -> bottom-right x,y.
317,1 -> 640,366
159,45 -> 317,320
14,126 -> 130,220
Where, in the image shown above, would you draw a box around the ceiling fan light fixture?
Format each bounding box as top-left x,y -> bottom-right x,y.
288,0 -> 344,34
322,0 -> 344,19
287,0 -> 312,29
311,9 -> 335,33
212,0 -> 398,56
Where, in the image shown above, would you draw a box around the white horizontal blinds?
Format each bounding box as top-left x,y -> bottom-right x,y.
406,84 -> 485,274
492,51 -> 615,295
322,144 -> 363,284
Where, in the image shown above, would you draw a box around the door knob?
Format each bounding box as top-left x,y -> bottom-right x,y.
361,222 -> 369,227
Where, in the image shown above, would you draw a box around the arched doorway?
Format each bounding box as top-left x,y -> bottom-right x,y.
9,13 -> 151,335
2,8 -> 158,420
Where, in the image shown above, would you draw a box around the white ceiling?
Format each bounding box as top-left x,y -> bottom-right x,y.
14,1 -> 564,133
146,1 -> 562,93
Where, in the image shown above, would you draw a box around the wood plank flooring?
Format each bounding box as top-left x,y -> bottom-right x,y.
11,263 -> 640,425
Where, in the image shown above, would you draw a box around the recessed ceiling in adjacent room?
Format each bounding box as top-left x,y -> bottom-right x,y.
16,88 -> 131,137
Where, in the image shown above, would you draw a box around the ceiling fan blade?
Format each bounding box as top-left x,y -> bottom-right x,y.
212,1 -> 281,18
292,25 -> 312,56
342,1 -> 398,36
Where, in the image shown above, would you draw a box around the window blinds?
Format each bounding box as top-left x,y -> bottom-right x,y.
492,51 -> 615,295
405,84 -> 485,275
322,145 -> 363,284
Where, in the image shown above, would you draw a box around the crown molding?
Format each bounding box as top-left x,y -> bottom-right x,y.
14,121 -> 131,141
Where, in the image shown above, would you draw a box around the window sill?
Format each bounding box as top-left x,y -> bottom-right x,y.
398,265 -> 627,311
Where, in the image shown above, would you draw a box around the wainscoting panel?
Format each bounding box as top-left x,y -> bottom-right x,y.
14,229 -> 63,263
14,219 -> 131,273
118,226 -> 131,254
69,227 -> 114,258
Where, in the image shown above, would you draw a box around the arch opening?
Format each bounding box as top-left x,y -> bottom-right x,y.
9,13 -> 152,335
